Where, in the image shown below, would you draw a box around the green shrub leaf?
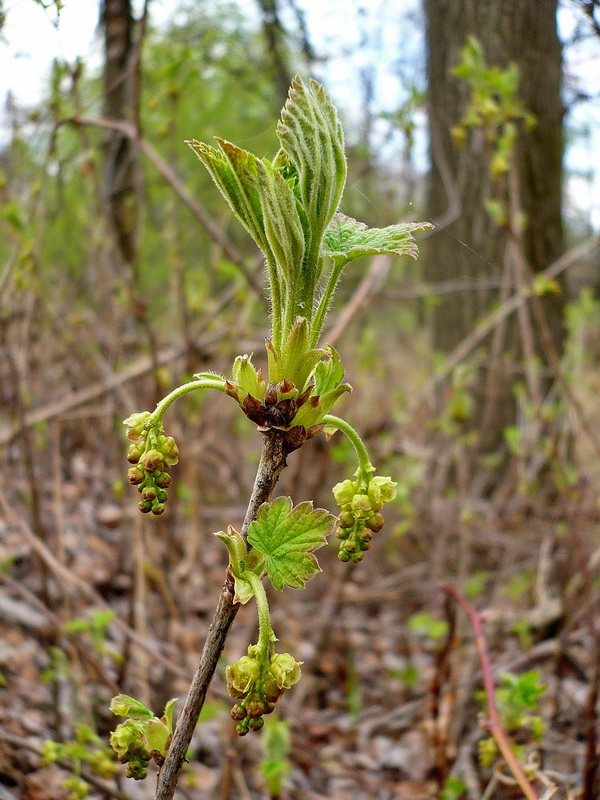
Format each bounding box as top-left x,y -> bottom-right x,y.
247,497 -> 334,590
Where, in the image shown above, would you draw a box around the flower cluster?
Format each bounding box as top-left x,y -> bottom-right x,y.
110,719 -> 152,779
124,412 -> 178,515
333,471 -> 397,562
226,646 -> 302,736
109,695 -> 174,780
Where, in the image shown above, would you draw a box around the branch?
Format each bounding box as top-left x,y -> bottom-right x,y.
428,234 -> 600,391
67,115 -> 264,295
153,429 -> 289,800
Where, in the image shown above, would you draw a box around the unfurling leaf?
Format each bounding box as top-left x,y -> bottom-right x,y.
247,497 -> 335,590
323,213 -> 432,266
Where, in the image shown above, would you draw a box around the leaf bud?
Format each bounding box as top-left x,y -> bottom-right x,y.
155,472 -> 171,489
127,467 -> 145,485
264,382 -> 278,406
366,513 -> 384,532
277,379 -> 297,399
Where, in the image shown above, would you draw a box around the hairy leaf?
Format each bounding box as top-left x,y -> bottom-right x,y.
187,138 -> 269,254
247,497 -> 334,590
277,76 -> 346,261
323,213 -> 433,265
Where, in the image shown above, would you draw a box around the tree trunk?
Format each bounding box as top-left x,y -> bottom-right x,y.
424,0 -> 565,456
101,0 -> 140,268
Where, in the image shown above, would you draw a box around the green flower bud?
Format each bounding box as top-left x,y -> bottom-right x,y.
350,550 -> 364,562
248,717 -> 264,732
138,500 -> 153,513
263,700 -> 276,715
350,494 -> 372,520
155,472 -> 171,489
262,671 -> 284,703
358,529 -> 373,543
110,720 -> 148,760
158,435 -> 179,467
226,655 -> 260,696
270,652 -> 302,690
141,449 -> 164,473
332,479 -> 359,507
127,467 -> 145,485
366,513 -> 384,532
151,503 -> 166,516
338,549 -> 351,562
124,411 -> 151,441
230,704 -> 247,721
338,510 -> 355,528
336,527 -> 350,540
245,697 -> 265,719
156,488 -> 168,503
141,487 -> 157,502
343,540 -> 358,553
236,718 -> 250,736
127,444 -> 144,464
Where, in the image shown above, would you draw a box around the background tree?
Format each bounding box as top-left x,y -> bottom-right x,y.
424,0 -> 566,464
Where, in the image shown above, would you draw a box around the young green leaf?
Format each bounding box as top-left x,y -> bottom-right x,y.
276,76 -> 346,298
323,213 -> 433,266
247,497 -> 335,590
187,138 -> 269,255
110,695 -> 154,721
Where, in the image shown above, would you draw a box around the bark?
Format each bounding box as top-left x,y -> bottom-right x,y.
153,429 -> 289,800
256,0 -> 293,106
424,0 -> 565,453
101,0 -> 140,267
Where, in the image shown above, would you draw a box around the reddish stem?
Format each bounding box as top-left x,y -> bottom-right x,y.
441,583 -> 539,800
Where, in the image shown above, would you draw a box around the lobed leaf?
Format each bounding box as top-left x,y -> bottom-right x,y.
247,497 -> 335,590
323,213 -> 433,266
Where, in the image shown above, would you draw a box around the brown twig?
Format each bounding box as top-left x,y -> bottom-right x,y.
67,115 -> 264,297
441,583 -> 540,800
428,234 -> 599,391
153,429 -> 289,800
0,730 -> 134,800
0,281 -> 238,447
0,493 -> 189,681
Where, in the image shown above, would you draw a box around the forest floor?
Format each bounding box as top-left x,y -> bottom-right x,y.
2,329 -> 600,800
